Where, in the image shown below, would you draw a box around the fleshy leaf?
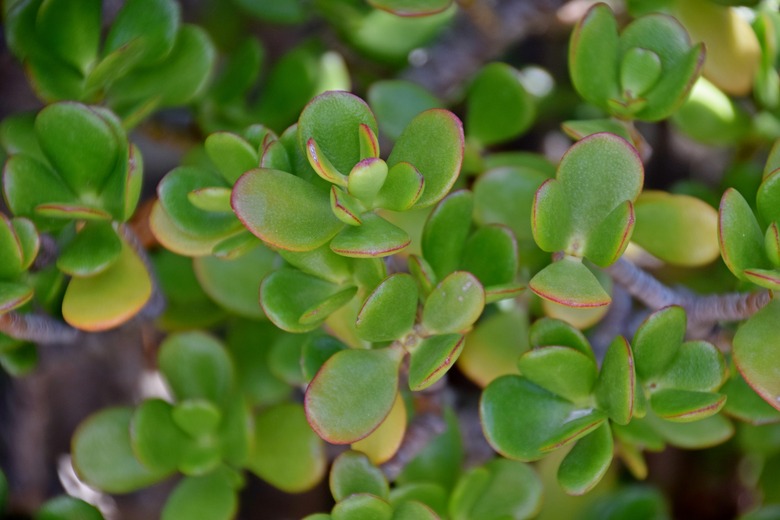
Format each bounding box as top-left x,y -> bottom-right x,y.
733,299 -> 780,411
632,305 -> 686,381
528,317 -> 594,359
2,155 -> 76,228
352,393 -> 407,465
646,411 -> 733,449
517,346 -> 598,403
172,399 -> 222,437
305,347 -> 403,443
330,450 -> 390,501
348,158 -> 388,202
306,138 -> 349,187
130,398 -> 188,473
529,257 -> 610,308
187,187 -> 232,213
466,63 -> 535,147
330,213 -> 410,258
61,237 -> 151,331
157,331 -> 234,405
421,272 -> 484,335
103,0 -> 179,66
368,0 -> 452,16
356,274 -> 419,342
719,188 -> 771,278
161,471 -> 238,520
653,340 -> 727,393
72,408 -> 167,493
569,3 -> 620,109
57,222 -> 121,277
331,187 -> 364,226
260,269 -> 349,332
233,168 -> 342,251
0,282 -> 34,313
408,334 -> 465,391
422,190 -> 473,280
332,494 -> 393,520
460,224 -> 518,287
368,80 -> 442,142
374,162 -> 425,211
481,375 -> 607,461
205,132 -> 259,184
387,109 -> 464,208
36,496 -> 104,520
584,200 -> 635,268
650,389 -> 726,422
250,403 -> 326,493
557,422 -> 614,496
595,337 -> 635,425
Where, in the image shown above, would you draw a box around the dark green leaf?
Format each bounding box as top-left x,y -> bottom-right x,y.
130,398 -> 187,473
633,305 -> 686,381
518,346 -> 598,403
36,495 -> 104,520
356,274 -> 418,342
422,190 -> 473,280
57,221 -> 121,277
408,334 -> 464,391
595,337 -> 635,425
557,422 -> 614,496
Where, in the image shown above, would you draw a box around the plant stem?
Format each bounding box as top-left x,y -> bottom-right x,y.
0,311 -> 83,345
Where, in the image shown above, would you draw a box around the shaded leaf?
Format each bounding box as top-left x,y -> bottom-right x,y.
330,450 -> 389,501
557,422 -> 614,496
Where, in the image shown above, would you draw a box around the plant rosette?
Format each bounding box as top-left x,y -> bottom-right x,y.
232,90 -> 464,259
529,132 -> 643,308
4,0 -> 215,127
480,312 -> 730,495
569,2 -> 705,122
71,331 -> 326,517
1,102 -> 151,330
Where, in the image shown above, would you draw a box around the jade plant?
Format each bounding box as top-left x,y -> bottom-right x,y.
3,0 -> 780,519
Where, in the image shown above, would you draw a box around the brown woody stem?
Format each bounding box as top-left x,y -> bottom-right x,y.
0,312 -> 82,345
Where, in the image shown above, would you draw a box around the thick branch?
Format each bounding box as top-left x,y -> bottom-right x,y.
0,312 -> 82,345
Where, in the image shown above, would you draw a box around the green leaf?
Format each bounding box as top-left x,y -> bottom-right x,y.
650,389 -> 726,422
392,501 -> 438,520
481,375 -> 607,461
161,470 -> 238,520
193,244 -> 275,319
633,191 -> 720,267
734,299 -> 780,412
330,450 -> 389,501
569,3 -> 620,109
584,200 -> 635,267
722,370 -> 780,425
130,398 -> 187,473
368,80 -> 442,142
34,203 -> 112,221
632,305 -> 686,381
173,399 -> 222,437
260,269 -> 355,332
35,0 -> 101,73
449,458 -> 542,520
225,320 -> 289,406
57,222 -> 121,277
0,282 -> 34,313
529,257 -> 610,308
187,187 -> 233,213
528,317 -> 594,359
390,484 -> 447,518
305,347 -> 403,443
466,63 -> 535,147
620,47 -> 662,98
279,244 -> 353,285
422,271 -> 484,334
332,494 -> 393,520
653,340 -> 727,393
302,335 -> 348,382
595,337 -> 635,425
61,237 -> 151,331
368,0 -> 452,16
232,168 -> 342,251
422,190 -> 473,280
11,218 -> 39,271
349,158 -> 388,203
356,274 -> 419,342
358,123 -> 380,159
157,331 -> 234,405
460,224 -> 518,287
217,396 -> 252,468
306,137 -> 349,187
331,186 -> 364,226
36,496 -> 104,520
250,403 -> 326,493
397,408 -> 463,492
459,306 -> 528,387
103,0 -> 179,66
35,102 -> 118,195
72,408 -> 167,493
518,346 -> 598,403
646,411 -> 733,448
388,109 -> 464,208
298,91 -> 379,175
557,422 -> 614,496
330,213 -> 410,258
562,118 -> 634,143
2,155 -> 76,229
408,334 -> 465,391
0,215 -> 24,279
374,162 -> 425,211
205,132 -> 259,185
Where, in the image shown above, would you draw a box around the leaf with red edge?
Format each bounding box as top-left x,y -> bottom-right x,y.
733,299 -> 780,412
529,257 -> 610,308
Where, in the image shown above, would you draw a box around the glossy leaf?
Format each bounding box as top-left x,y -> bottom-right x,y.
305,347 -> 403,443
205,132 -> 259,185
330,187 -> 364,226
233,168 -> 342,251
654,340 -> 727,393
2,155 -> 76,229
408,334 -> 465,391
461,224 -> 518,286
352,393 -> 407,464
250,403 -> 326,493
650,389 -> 726,422
356,274 -> 418,342
466,63 -> 535,147
374,162 -> 425,211
387,109 -> 464,208
57,222 -> 121,277
595,337 -> 635,425
421,272 -> 484,334
557,422 -> 614,496
72,408 -> 167,493
161,470 -> 238,520
330,213 -> 410,258
632,305 -> 686,381
481,375 -> 607,461
518,346 -> 598,403
529,257 -> 610,308
734,299 -> 780,411
157,331 -> 234,406
61,238 -> 151,331
569,4 -> 620,109
422,190 -> 473,280
349,158 -> 388,202
330,450 -> 390,501
528,317 -> 594,359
